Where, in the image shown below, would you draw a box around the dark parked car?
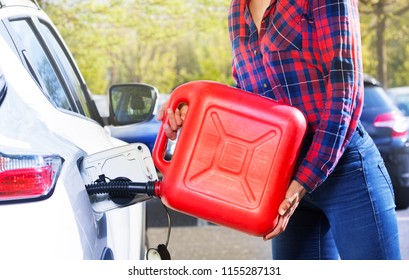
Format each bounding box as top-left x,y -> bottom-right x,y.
361,75 -> 409,209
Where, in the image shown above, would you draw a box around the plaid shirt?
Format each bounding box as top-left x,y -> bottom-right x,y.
228,0 -> 363,192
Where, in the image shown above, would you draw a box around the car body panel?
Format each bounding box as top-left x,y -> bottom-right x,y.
107,117 -> 161,153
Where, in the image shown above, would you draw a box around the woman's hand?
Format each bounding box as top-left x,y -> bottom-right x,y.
157,101 -> 188,140
263,180 -> 307,240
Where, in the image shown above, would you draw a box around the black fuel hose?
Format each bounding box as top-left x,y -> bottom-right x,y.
86,178 -> 157,197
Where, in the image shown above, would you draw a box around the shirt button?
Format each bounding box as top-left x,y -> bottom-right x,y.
253,50 -> 258,55
263,83 -> 268,88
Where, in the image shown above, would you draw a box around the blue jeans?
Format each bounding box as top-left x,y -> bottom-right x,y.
272,123 -> 402,260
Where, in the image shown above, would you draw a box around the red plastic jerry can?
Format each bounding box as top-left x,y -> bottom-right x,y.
153,81 -> 307,236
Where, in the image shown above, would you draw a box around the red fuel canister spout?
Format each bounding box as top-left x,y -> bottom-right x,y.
154,180 -> 162,197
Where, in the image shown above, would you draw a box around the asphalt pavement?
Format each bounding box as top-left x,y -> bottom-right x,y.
146,198 -> 409,260
146,199 -> 270,260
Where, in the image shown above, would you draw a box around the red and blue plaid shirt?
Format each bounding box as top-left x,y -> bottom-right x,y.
228,0 -> 363,192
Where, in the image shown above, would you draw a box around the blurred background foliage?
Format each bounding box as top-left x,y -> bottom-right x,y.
37,0 -> 409,94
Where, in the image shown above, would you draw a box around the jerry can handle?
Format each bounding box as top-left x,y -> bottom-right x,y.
153,112 -> 171,174
153,91 -> 190,175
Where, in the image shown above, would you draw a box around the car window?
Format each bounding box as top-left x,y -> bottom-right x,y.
364,85 -> 395,108
38,20 -> 90,117
8,19 -> 73,111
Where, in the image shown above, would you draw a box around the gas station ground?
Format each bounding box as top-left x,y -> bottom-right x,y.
146,198 -> 271,260
146,198 -> 409,260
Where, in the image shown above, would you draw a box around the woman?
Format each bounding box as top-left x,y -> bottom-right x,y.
158,0 -> 401,259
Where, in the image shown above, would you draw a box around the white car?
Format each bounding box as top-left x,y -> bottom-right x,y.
0,0 -> 159,260
388,86 -> 409,116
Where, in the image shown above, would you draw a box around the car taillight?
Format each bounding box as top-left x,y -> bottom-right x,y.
373,111 -> 408,137
0,153 -> 63,203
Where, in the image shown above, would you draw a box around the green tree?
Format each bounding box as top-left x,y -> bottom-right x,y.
109,0 -> 233,93
41,0 -> 233,94
39,0 -> 128,94
40,1 -> 409,93
360,0 -> 409,87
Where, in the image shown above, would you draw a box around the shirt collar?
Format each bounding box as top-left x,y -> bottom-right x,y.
244,0 -> 276,35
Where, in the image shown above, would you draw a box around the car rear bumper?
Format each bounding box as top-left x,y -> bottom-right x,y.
379,140 -> 409,189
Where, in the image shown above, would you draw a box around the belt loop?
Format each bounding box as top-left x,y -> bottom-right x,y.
356,122 -> 364,137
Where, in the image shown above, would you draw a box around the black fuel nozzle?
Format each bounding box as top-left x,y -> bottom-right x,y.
85,176 -> 158,197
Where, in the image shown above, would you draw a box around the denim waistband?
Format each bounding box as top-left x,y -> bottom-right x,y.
355,121 -> 366,138
347,121 -> 368,150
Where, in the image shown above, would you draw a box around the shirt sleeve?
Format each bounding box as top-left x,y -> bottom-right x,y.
294,0 -> 363,192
